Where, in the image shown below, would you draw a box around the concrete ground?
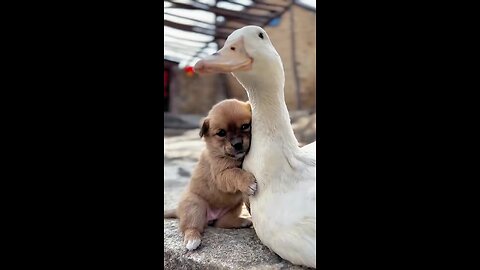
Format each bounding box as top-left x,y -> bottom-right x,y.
164,113 -> 315,270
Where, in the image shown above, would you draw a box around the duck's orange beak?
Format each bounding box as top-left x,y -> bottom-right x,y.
194,37 -> 253,74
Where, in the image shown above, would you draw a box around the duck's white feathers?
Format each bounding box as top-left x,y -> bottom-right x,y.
243,129 -> 316,268
247,170 -> 316,267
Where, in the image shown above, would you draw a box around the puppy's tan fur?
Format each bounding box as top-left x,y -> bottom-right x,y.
164,99 -> 256,250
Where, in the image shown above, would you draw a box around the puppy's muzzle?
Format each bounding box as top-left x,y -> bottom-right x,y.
233,143 -> 243,151
230,138 -> 244,151
227,137 -> 248,160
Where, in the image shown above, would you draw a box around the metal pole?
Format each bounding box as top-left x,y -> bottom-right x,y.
289,5 -> 302,110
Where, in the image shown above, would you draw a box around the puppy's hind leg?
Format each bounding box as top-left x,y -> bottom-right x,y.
214,203 -> 252,229
178,193 -> 208,251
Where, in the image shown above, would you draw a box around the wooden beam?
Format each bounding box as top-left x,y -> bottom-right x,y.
220,0 -> 283,12
165,50 -> 208,60
164,33 -> 213,44
164,48 -> 199,57
164,18 -> 236,39
164,55 -> 182,64
167,0 -> 270,24
164,39 -> 207,48
164,42 -> 205,52
164,12 -> 215,28
164,20 -> 230,39
164,41 -> 215,57
164,49 -> 200,57
164,11 -> 238,30
186,43 -> 211,63
251,0 -> 291,8
261,0 -> 294,26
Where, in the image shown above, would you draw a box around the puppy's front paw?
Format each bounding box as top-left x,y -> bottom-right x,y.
247,180 -> 257,196
241,172 -> 257,196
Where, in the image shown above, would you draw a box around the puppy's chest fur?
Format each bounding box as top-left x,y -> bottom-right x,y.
189,150 -> 244,208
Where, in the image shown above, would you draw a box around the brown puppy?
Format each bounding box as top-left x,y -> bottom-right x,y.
164,99 -> 256,251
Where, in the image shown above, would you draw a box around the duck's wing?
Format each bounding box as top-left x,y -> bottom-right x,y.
269,215 -> 316,268
291,141 -> 316,169
301,141 -> 316,156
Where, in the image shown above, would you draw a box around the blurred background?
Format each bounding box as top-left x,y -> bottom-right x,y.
164,0 -> 316,145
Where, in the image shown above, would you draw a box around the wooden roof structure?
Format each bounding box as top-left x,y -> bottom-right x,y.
164,0 -> 296,67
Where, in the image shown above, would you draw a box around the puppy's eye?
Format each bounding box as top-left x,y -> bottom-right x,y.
258,32 -> 264,39
241,123 -> 250,130
216,130 -> 226,137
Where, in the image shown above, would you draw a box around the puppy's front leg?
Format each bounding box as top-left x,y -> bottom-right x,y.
214,168 -> 257,195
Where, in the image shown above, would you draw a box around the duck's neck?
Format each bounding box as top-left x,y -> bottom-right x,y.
238,75 -> 299,152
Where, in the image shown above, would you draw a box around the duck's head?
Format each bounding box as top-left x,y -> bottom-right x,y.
194,26 -> 284,89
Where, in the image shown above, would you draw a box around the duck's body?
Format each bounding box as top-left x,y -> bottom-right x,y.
244,151 -> 316,267
194,25 -> 316,268
241,72 -> 316,268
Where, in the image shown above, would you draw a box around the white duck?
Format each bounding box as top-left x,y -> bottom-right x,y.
194,25 -> 316,268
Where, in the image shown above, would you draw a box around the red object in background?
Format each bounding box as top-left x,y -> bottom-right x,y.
184,66 -> 195,77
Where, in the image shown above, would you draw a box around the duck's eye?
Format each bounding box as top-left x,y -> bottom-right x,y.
230,47 -> 236,51
241,123 -> 250,130
216,130 -> 226,137
258,32 -> 264,39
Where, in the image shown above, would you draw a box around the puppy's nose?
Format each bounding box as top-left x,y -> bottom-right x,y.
233,142 -> 243,151
231,138 -> 243,150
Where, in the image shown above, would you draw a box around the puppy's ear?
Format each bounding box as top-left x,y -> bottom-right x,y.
199,118 -> 209,137
245,101 -> 252,112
